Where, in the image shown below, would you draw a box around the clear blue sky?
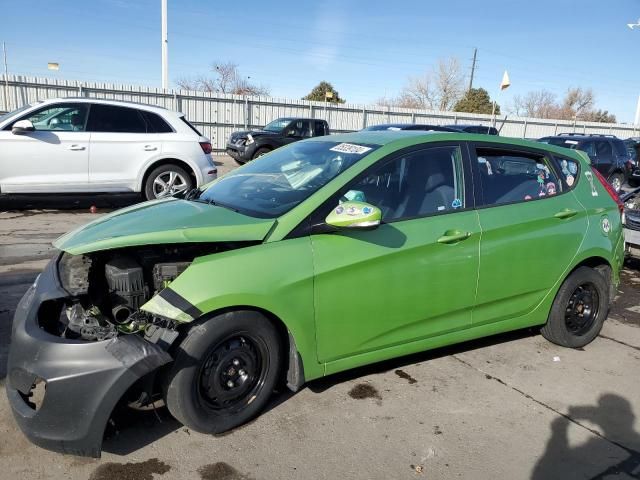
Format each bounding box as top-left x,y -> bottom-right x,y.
1,0 -> 639,121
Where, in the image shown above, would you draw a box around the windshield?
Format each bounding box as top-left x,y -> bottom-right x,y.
262,118 -> 292,133
0,103 -> 33,124
197,140 -> 380,218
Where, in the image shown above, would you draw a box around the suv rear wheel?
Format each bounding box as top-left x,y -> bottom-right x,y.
541,266 -> 609,348
608,173 -> 624,193
144,164 -> 193,200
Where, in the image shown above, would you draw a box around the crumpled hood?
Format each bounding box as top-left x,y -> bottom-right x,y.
54,198 -> 275,255
231,129 -> 279,141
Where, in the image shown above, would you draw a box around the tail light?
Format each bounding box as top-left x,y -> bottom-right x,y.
592,166 -> 624,215
199,142 -> 212,154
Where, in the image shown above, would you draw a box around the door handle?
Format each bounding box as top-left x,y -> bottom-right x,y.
68,144 -> 85,151
554,209 -> 578,219
437,231 -> 472,244
144,145 -> 158,151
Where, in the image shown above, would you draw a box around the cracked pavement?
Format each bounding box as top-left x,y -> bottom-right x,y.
0,156 -> 639,479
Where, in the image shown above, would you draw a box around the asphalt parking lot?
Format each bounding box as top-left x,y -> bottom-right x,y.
0,156 -> 639,479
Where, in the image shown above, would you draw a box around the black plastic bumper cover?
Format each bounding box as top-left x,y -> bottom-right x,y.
6,257 -> 172,457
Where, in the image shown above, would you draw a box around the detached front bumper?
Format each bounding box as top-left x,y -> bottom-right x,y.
6,257 -> 172,457
226,141 -> 256,163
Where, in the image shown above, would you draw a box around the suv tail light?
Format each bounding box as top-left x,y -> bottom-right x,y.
592,166 -> 623,215
199,142 -> 212,154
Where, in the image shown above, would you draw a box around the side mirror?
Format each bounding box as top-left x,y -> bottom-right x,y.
12,119 -> 35,135
325,201 -> 381,230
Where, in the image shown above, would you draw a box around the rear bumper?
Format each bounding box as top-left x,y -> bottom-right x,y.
6,257 -> 172,457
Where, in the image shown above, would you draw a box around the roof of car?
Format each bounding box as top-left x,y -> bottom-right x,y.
36,97 -> 172,115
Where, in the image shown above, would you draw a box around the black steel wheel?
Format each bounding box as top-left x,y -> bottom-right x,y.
164,311 -> 282,434
542,266 -> 609,348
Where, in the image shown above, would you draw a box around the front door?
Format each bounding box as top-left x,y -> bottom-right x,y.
311,144 -> 480,365
0,103 -> 90,192
471,144 -> 589,326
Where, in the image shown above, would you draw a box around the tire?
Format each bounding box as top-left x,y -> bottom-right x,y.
541,266 -> 610,348
164,310 -> 282,434
252,147 -> 271,160
144,164 -> 193,201
608,173 -> 624,193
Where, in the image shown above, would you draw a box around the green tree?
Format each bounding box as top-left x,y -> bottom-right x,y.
454,88 -> 499,115
303,81 -> 345,103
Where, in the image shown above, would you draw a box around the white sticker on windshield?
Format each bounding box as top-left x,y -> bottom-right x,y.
564,140 -> 579,145
330,143 -> 372,155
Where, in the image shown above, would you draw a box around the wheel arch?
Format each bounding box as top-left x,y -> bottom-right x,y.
138,157 -> 198,192
175,305 -> 306,393
567,256 -> 615,305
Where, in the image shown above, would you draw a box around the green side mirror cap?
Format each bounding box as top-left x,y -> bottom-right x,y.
325,201 -> 381,230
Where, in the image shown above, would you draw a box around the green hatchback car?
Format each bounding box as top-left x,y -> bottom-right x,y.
7,132 -> 624,457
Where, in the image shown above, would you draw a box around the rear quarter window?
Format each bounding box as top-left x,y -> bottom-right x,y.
553,155 -> 580,189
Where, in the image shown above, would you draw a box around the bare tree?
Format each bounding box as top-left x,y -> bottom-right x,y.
560,87 -> 594,120
175,62 -> 269,96
511,90 -> 558,118
386,56 -> 465,111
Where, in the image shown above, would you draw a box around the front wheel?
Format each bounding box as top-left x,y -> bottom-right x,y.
144,164 -> 193,200
164,311 -> 282,434
541,267 -> 610,348
252,147 -> 271,160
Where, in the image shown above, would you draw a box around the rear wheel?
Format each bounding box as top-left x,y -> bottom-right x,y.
164,311 -> 281,434
144,164 -> 193,200
541,267 -> 609,348
608,173 -> 624,193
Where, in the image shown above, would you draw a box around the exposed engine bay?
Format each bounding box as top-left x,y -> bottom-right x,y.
43,243 -> 245,345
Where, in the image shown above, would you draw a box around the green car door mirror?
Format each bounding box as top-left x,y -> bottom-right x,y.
325,201 -> 382,230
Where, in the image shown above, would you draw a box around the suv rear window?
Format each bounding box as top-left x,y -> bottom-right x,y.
180,116 -> 202,136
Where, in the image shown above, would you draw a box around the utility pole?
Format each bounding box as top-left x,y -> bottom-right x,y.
161,0 -> 168,90
468,47 -> 477,92
2,42 -> 9,111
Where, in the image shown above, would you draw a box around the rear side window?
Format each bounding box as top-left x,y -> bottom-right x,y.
142,111 -> 173,133
314,120 -> 327,136
578,141 -> 595,156
180,116 -> 202,136
596,140 -> 613,158
476,148 -> 562,206
87,105 -> 146,133
554,156 -> 579,188
613,140 -> 628,157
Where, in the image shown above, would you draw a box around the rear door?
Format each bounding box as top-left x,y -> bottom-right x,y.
0,102 -> 90,192
311,143 -> 479,368
87,104 -> 162,191
471,143 -> 588,326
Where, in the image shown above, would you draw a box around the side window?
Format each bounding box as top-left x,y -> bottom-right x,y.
314,120 -> 326,136
18,104 -> 89,132
596,140 -> 613,159
87,104 -> 146,133
554,156 -> 579,188
579,141 -> 595,156
476,148 -> 561,206
343,146 -> 464,222
300,120 -> 312,138
613,140 -> 627,158
142,111 -> 173,133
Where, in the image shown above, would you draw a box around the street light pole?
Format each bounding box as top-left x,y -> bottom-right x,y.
161,0 -> 168,90
2,42 -> 9,111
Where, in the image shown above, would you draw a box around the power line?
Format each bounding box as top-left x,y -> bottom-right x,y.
468,47 -> 477,92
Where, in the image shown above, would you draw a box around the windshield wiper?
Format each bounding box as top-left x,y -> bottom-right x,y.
206,198 -> 241,213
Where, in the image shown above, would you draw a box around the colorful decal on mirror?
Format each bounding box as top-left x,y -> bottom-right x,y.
346,206 -> 358,215
451,198 -> 462,209
329,143 -> 372,155
601,217 -> 611,234
584,171 -> 598,196
362,206 -> 372,215
335,206 -> 344,215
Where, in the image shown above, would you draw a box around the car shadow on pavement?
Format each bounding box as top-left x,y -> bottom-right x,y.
531,394 -> 640,480
0,193 -> 142,211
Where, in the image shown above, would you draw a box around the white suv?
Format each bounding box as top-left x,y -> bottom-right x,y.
0,98 -> 217,200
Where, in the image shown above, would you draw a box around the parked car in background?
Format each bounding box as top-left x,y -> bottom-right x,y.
444,124 -> 499,135
362,123 -> 458,132
622,187 -> 640,258
226,117 -> 330,164
537,133 -> 631,192
624,138 -> 640,187
7,131 -> 624,456
0,98 -> 217,200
